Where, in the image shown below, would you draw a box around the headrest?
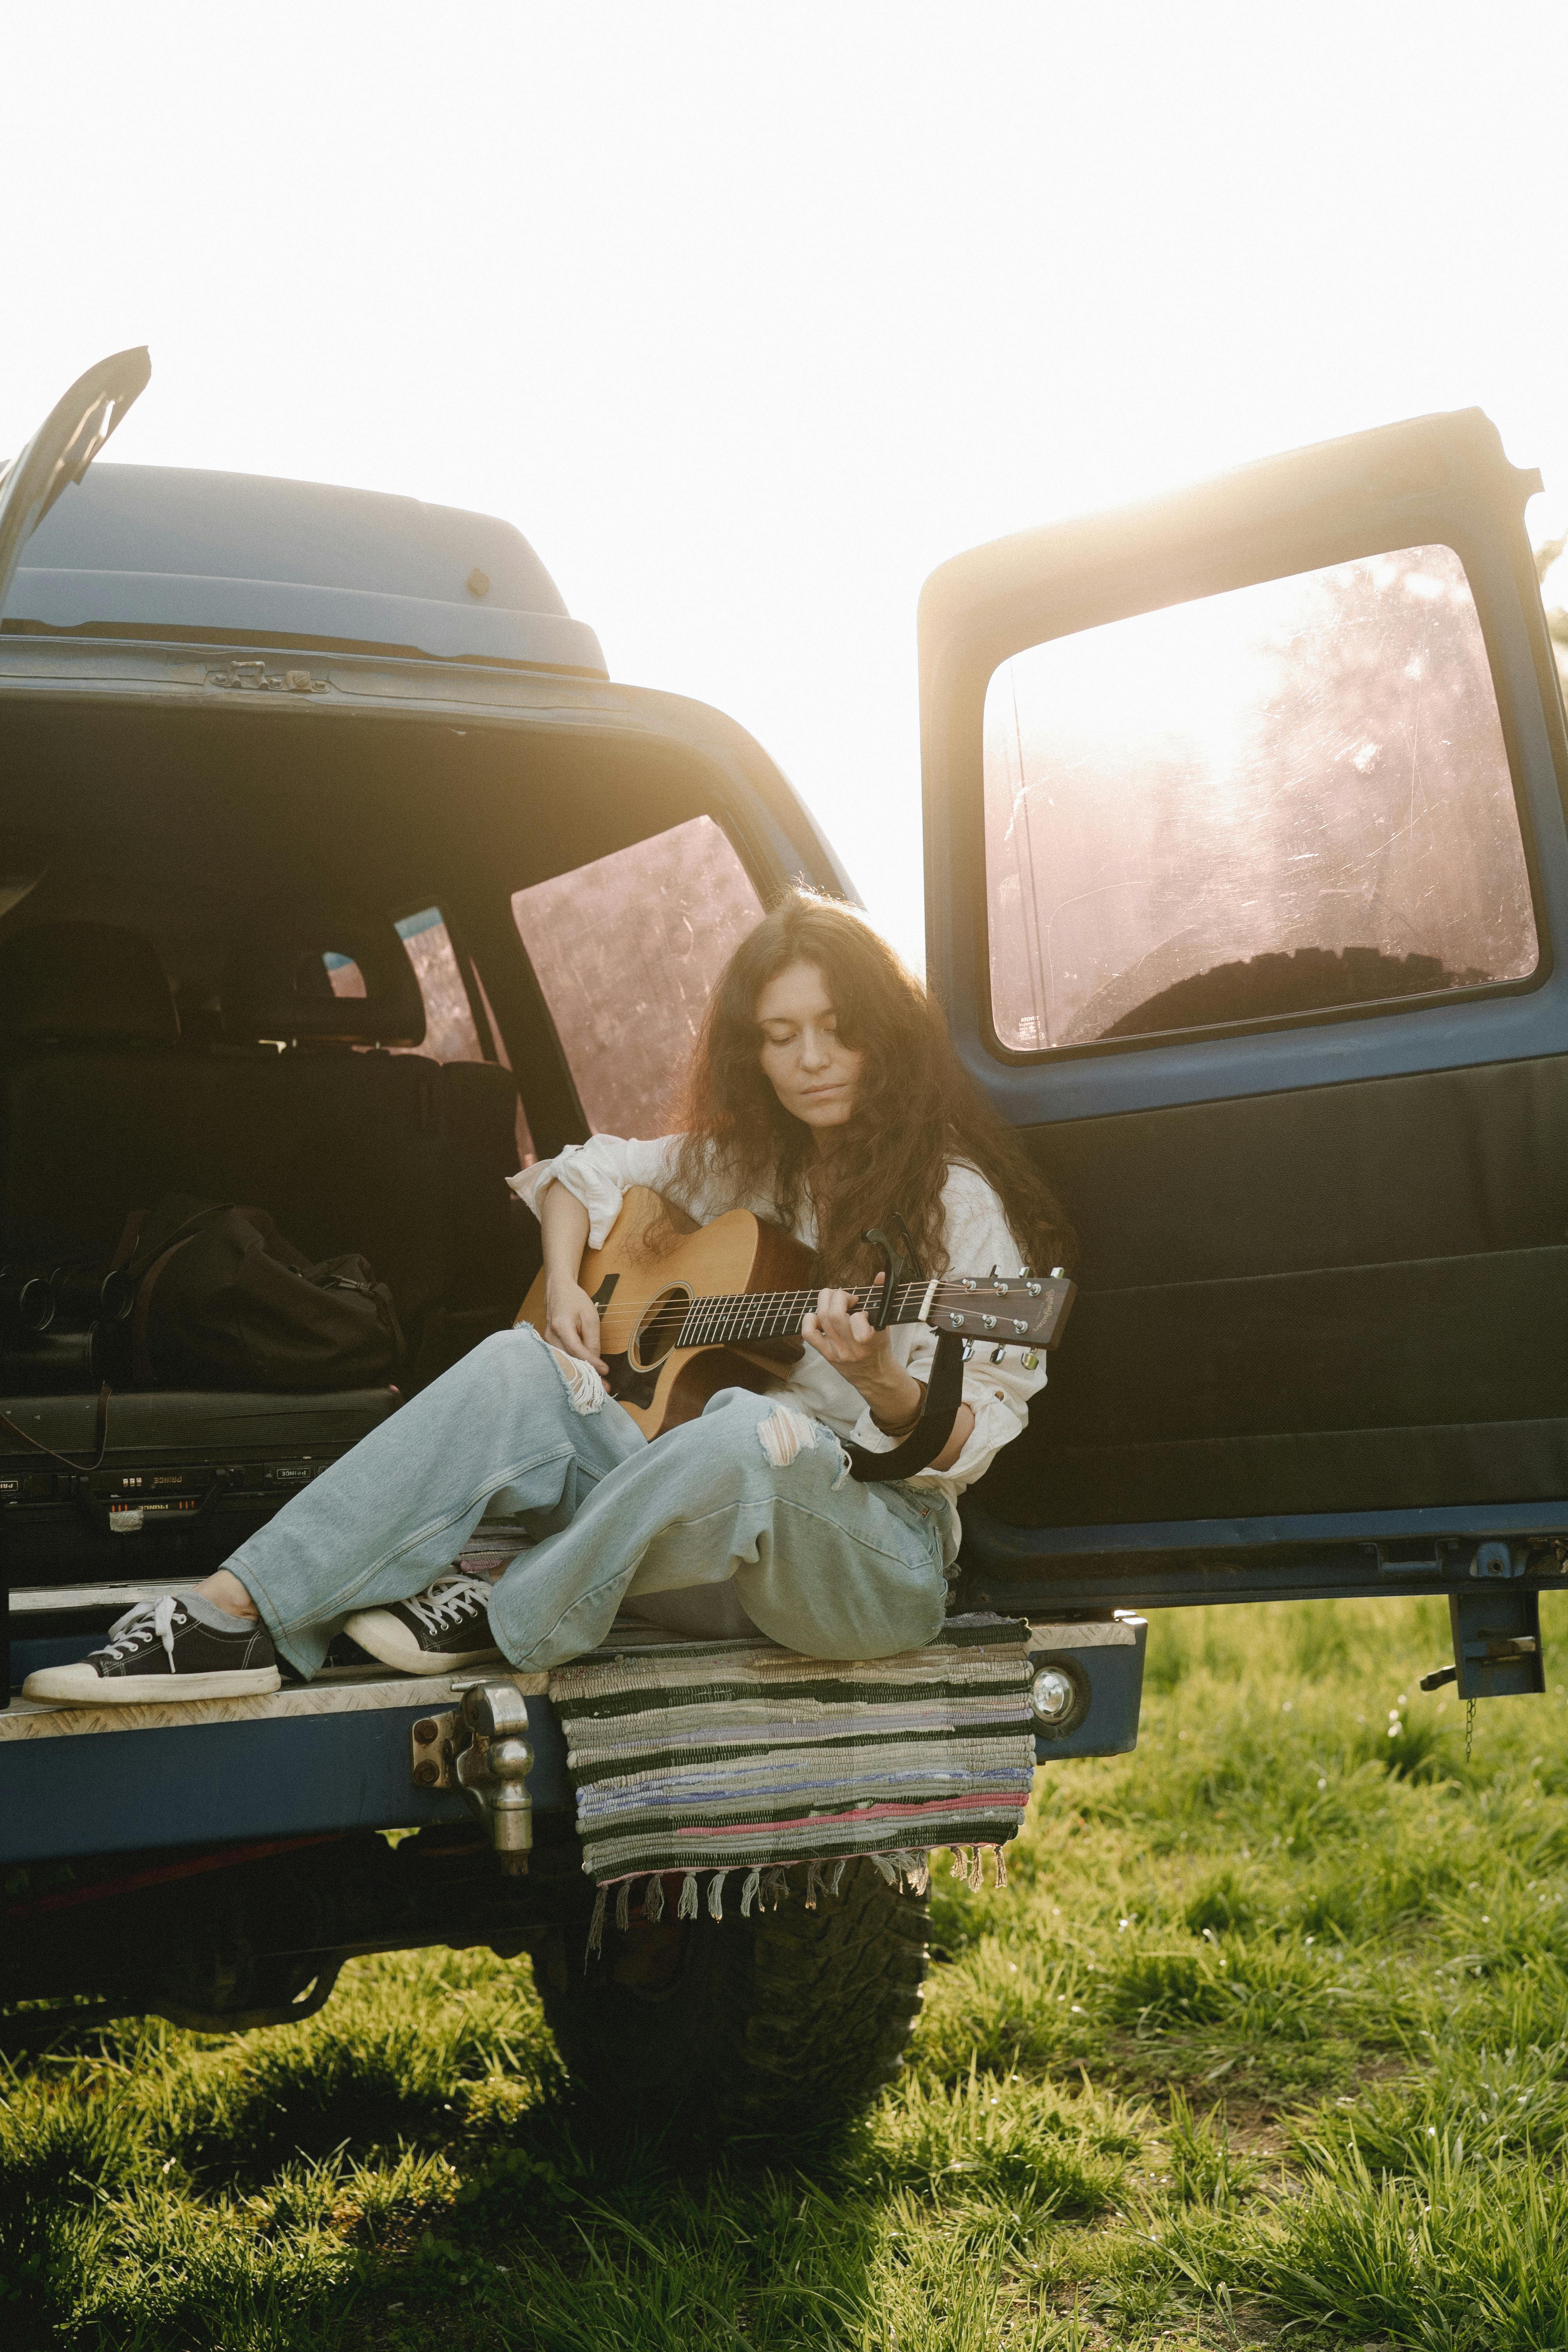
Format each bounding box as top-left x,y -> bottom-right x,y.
0,921 -> 179,1047
222,916 -> 426,1048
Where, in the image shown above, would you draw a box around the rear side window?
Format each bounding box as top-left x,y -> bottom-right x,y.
319,916 -> 483,1065
323,951 -> 366,998
394,908 -> 484,1062
983,543 -> 1539,1052
511,815 -> 764,1135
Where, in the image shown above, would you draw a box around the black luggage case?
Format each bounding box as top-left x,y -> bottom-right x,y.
1,1387 -> 400,1697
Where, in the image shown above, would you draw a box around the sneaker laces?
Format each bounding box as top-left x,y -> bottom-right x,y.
102,1593 -> 183,1667
406,1573 -> 492,1636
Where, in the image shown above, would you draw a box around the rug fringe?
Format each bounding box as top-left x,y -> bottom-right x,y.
582,1842 -> 1014,1964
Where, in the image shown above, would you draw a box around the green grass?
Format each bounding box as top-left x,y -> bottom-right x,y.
5,1592 -> 1568,2348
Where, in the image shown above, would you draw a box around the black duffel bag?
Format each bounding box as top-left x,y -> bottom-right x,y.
115,1196 -> 405,1392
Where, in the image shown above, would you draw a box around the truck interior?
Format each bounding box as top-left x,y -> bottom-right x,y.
0,698 -> 769,1622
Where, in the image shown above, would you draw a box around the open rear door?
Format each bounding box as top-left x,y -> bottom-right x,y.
920,412 -> 1568,1610
0,347 -> 150,619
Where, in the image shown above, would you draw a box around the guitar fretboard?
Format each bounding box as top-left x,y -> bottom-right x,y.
675,1280 -> 936,1350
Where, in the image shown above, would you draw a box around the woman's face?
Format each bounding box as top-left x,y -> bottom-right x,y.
755,960 -> 864,1139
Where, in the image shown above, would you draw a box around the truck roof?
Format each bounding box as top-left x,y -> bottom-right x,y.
2,460 -> 607,675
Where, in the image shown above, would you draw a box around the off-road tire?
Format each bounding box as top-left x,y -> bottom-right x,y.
532,1860 -> 930,2136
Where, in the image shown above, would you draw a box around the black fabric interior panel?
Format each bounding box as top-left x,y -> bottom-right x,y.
1037,1052 -> 1568,1288
968,1047 -> 1568,1532
1040,1245 -> 1568,1445
0,1049 -> 483,1341
437,1062 -> 524,1178
976,1415 -> 1568,1528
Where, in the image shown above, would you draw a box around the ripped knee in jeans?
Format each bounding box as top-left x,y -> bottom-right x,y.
533,1330 -> 607,1416
755,1403 -> 817,1469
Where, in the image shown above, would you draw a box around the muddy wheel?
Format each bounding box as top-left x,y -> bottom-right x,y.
532,1860 -> 930,2136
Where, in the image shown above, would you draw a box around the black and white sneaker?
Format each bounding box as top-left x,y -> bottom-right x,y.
343,1572 -> 503,1675
22,1595 -> 281,1706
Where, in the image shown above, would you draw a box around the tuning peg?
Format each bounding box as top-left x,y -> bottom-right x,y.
989,1345 -> 1007,1363
960,1340 -> 974,1361
1020,1349 -> 1039,1371
1050,1267 -> 1066,1280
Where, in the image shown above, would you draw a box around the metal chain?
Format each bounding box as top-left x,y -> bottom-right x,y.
1465,1698 -> 1476,1765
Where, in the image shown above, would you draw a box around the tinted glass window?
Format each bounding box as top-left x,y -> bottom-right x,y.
511,815 -> 764,1135
323,951 -> 365,998
394,907 -> 484,1062
984,544 -> 1538,1051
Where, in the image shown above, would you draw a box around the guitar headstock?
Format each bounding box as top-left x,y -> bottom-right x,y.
927,1268 -> 1076,1366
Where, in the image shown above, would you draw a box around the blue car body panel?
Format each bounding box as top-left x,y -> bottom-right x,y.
0,1686 -> 572,1867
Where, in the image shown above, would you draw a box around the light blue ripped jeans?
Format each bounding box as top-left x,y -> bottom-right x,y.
227,1326 -> 951,1677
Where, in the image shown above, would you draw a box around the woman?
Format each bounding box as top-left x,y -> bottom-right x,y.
27,894 -> 1069,1707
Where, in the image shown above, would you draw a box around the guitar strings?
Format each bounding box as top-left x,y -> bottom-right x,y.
588,1282 -> 927,1336
587,1279 -> 1034,1327
576,1278 -> 1044,1348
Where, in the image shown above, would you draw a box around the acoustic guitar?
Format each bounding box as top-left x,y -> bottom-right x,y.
516,1185 -> 1074,1439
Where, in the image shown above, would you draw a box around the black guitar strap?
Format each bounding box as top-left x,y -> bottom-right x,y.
843,1325 -> 965,1484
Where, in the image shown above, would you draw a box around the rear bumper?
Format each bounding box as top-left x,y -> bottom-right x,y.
0,1666 -> 572,1867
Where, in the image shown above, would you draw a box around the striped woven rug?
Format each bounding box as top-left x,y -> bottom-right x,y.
548,1615 -> 1036,1935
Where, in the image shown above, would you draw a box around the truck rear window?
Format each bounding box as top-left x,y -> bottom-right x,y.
983,543 -> 1539,1051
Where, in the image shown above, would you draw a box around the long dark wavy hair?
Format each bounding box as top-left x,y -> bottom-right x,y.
663,891 -> 1074,1282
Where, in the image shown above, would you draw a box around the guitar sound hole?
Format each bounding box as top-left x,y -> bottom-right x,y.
629,1286 -> 691,1373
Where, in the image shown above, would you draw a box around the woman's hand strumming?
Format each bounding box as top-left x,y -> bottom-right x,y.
538,1183 -> 605,1371
543,1278 -> 608,1375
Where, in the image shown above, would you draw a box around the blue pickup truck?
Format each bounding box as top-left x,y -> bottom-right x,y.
1,349 -> 1563,2134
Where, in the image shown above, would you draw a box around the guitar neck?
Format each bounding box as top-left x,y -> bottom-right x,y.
675,1267 -> 1074,1357
679,1281 -> 935,1350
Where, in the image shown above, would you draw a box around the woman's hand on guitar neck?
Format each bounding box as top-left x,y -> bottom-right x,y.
802,1283 -> 920,1427
803,1282 -> 976,1470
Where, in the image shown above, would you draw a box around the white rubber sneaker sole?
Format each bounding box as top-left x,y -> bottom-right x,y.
21,1662 -> 282,1706
344,1608 -> 503,1676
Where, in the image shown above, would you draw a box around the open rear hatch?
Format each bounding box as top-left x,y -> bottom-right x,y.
0,347 -> 150,616
920,410 -> 1568,1630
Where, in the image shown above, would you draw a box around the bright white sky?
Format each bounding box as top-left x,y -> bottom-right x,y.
6,2 -> 1567,971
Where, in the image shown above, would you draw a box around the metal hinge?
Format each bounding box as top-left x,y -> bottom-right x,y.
206,659 -> 329,695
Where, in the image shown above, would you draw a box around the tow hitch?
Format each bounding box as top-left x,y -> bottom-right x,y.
410,1680 -> 534,1873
